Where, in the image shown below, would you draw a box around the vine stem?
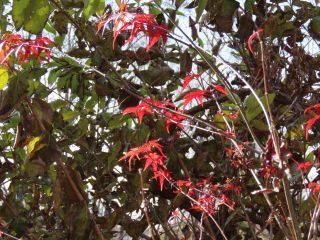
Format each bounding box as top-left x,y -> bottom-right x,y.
308,194 -> 320,240
139,169 -> 157,240
48,0 -> 261,157
259,40 -> 301,240
153,2 -> 293,237
162,174 -> 227,240
46,1 -> 293,238
167,32 -> 264,152
0,230 -> 20,240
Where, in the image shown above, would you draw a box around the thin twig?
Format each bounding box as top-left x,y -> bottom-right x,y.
139,169 -> 157,240
259,38 -> 301,240
0,230 -> 20,240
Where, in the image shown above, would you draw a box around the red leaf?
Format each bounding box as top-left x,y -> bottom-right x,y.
146,22 -> 169,52
143,152 -> 165,171
97,3 -> 168,52
182,72 -> 202,91
304,103 -> 320,115
119,140 -> 164,171
304,104 -> 320,140
308,182 -> 320,193
248,28 -> 264,54
214,85 -> 229,96
123,101 -> 153,123
183,90 -> 207,110
0,34 -> 54,65
296,161 -> 312,171
152,168 -> 171,191
176,179 -> 192,188
305,115 -> 320,140
163,111 -> 185,133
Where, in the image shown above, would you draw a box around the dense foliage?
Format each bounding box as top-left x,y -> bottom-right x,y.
0,0 -> 320,239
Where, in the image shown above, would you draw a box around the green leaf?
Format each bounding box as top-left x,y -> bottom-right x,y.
245,92 -> 276,122
108,114 -> 128,129
12,0 -> 50,34
251,119 -> 269,131
0,66 -> 9,90
48,69 -> 61,85
62,110 -> 79,121
196,0 -> 208,22
83,0 -> 105,19
221,0 -> 239,16
310,17 -> 320,39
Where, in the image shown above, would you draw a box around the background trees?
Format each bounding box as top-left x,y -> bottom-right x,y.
0,0 -> 320,239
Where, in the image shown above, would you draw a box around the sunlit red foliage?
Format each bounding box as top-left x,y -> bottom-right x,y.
97,0 -> 168,51
304,103 -> 320,140
182,83 -> 228,110
119,139 -> 171,190
187,179 -> 238,214
308,182 -> 320,193
296,161 -> 312,171
182,72 -> 202,91
0,33 -> 54,65
119,139 -> 164,170
123,98 -> 186,133
183,90 -> 207,110
214,85 -> 229,96
122,99 -> 153,124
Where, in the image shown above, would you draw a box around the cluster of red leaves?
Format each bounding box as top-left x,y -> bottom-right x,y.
119,140 -> 171,190
97,0 -> 168,52
181,72 -> 228,110
261,138 -> 281,180
248,28 -> 264,54
296,161 -> 312,171
225,144 -> 252,169
308,182 -> 320,193
304,104 -> 320,140
182,72 -> 202,91
123,98 -> 186,133
0,33 -> 54,65
175,178 -> 239,214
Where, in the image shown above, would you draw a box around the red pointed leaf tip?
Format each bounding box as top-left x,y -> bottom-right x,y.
248,28 -> 264,54
214,85 -> 229,96
308,182 -> 320,193
296,161 -> 312,171
182,72 -> 202,91
119,139 -> 164,171
0,33 -> 54,65
97,2 -> 169,52
122,98 -> 185,133
304,103 -> 320,140
183,89 -> 207,110
119,139 -> 171,191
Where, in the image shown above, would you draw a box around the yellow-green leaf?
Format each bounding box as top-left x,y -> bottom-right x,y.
62,110 -> 79,121
27,136 -> 42,155
12,0 -> 50,34
0,67 -> 9,90
83,0 -> 105,19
